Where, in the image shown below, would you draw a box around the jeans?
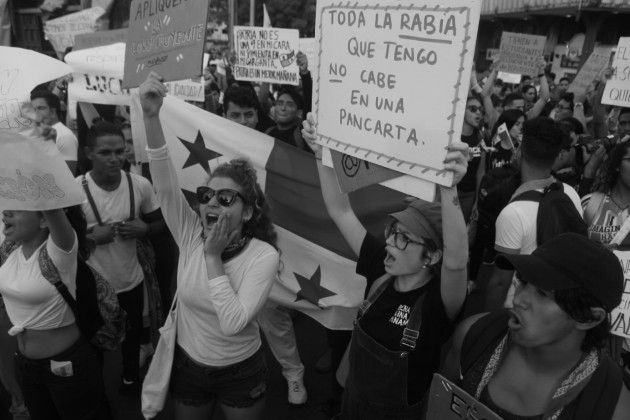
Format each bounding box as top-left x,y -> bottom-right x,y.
15,337 -> 111,420
117,281 -> 144,382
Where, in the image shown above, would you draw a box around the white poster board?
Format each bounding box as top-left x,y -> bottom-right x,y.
299,38 -> 319,80
497,71 -> 521,84
314,0 -> 481,186
65,43 -> 206,112
498,32 -> 546,77
603,38 -> 630,107
611,250 -> 630,339
233,27 -> 300,85
43,7 -> 105,58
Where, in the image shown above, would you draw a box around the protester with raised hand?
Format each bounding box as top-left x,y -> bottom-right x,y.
302,113 -> 468,419
139,72 -> 279,420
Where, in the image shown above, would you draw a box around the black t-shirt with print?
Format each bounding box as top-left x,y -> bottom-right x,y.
459,130 -> 484,192
355,233 -> 455,404
487,142 -> 514,171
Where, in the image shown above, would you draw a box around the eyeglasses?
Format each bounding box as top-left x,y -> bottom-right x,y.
466,105 -> 484,114
384,223 -> 425,251
196,186 -> 245,207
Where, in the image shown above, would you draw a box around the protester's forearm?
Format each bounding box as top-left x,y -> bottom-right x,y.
144,114 -> 166,149
439,187 -> 468,271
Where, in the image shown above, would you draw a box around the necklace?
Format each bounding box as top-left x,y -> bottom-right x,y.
609,189 -> 630,211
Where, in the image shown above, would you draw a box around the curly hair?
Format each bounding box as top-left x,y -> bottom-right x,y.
593,139 -> 630,194
554,287 -> 611,352
210,158 -> 278,250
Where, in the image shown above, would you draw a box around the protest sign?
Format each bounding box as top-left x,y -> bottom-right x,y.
313,0 -> 481,186
233,27 -> 300,85
66,43 -> 205,114
568,50 -> 610,94
74,28 -> 129,50
0,47 -> 73,140
123,0 -> 209,88
611,250 -> 630,339
497,71 -> 521,84
425,374 -> 501,420
299,38 -> 319,81
486,48 -> 499,61
331,150 -> 403,193
0,132 -> 85,211
498,32 -> 546,77
603,38 -> 630,107
43,7 -> 105,58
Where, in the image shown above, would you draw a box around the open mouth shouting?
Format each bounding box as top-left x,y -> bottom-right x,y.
205,213 -> 220,228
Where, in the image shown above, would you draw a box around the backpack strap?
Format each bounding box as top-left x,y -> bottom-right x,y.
81,175 -> 104,226
125,171 -> 135,221
572,356 -> 624,420
511,189 -> 543,203
37,244 -> 80,317
356,274 -> 393,321
461,310 -> 511,377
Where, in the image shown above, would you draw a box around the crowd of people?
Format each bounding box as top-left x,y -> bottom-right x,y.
0,35 -> 630,420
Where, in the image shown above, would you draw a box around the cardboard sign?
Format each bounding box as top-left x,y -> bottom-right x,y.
497,71 -> 521,84
43,7 -> 106,57
74,28 -> 129,50
568,50 -> 610,94
611,250 -> 630,339
313,0 -> 481,187
233,27 -> 300,85
123,0 -> 209,88
498,32 -> 546,77
603,38 -> 630,107
0,47 -> 73,141
426,374 -> 502,420
0,132 -> 85,211
330,150 -> 401,193
65,43 -> 205,112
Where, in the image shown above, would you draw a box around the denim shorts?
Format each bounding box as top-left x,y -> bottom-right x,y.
170,345 -> 268,408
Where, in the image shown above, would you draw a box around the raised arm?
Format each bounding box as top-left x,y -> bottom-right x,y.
440,143 -> 470,320
43,209 -> 75,252
481,62 -> 500,129
302,113 -> 366,256
526,58 -> 550,119
139,72 -> 168,150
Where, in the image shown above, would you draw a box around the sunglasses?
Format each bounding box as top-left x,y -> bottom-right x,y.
466,105 -> 484,114
196,186 -> 245,207
384,223 -> 426,251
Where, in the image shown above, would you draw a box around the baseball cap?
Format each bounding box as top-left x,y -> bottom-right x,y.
389,200 -> 443,249
496,233 -> 624,311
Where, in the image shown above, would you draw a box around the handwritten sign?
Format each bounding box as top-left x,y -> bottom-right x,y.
123,0 -> 209,89
0,132 -> 85,210
425,374 -> 501,420
497,71 -> 521,84
74,28 -> 129,50
603,38 -> 630,107
43,7 -> 105,58
66,43 -> 205,110
233,27 -> 300,86
568,51 -> 610,94
498,32 -> 546,77
0,47 -> 73,141
611,250 -> 630,339
314,0 -> 481,186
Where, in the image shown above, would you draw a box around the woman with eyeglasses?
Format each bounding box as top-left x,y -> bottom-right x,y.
302,114 -> 469,420
139,73 -> 279,420
458,95 -> 488,224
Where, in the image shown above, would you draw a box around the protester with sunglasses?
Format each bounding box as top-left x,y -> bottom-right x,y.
458,95 -> 488,223
139,72 -> 279,420
302,114 -> 469,420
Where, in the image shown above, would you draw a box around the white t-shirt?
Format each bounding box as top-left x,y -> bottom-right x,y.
77,171 -> 160,293
495,180 -> 582,306
52,122 -> 78,162
147,146 -> 279,367
0,236 -> 77,336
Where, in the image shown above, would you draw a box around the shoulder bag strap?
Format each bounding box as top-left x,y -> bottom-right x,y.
126,171 -> 135,221
356,275 -> 394,320
38,244 -> 80,317
82,175 -> 104,226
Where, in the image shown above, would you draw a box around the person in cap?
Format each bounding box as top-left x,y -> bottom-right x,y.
444,233 -> 630,420
302,114 -> 469,419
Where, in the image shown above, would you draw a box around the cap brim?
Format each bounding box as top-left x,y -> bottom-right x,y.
495,254 -> 576,292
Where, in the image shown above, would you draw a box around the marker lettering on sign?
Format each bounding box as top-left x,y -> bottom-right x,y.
0,170 -> 65,202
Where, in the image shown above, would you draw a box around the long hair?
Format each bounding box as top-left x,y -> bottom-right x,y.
593,139 -> 630,194
490,109 -> 526,139
211,158 -> 278,250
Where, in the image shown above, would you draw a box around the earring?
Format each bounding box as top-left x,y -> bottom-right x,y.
422,263 -> 428,269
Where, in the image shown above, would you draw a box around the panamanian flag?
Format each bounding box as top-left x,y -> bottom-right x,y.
130,95 -> 408,329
